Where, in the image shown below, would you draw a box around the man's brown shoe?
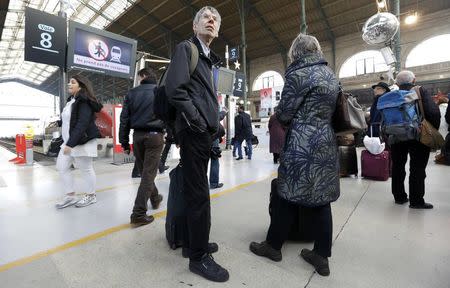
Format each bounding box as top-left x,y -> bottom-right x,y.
151,194 -> 163,209
130,215 -> 154,227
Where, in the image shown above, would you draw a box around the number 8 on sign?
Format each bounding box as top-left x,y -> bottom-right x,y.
40,32 -> 52,49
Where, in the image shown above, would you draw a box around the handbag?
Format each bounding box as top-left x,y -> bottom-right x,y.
414,87 -> 445,150
332,89 -> 368,136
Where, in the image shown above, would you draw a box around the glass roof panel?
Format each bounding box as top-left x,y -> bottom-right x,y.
0,0 -> 138,87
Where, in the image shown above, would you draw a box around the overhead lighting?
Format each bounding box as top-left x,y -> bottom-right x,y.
404,12 -> 418,25
145,58 -> 170,63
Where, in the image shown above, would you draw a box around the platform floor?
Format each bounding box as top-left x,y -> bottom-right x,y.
1,129 -> 450,288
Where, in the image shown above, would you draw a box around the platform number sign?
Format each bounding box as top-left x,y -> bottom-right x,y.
229,47 -> 239,61
25,7 -> 67,68
233,72 -> 245,97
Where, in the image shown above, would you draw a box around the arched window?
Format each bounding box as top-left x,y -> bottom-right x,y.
406,34 -> 450,67
252,70 -> 284,91
339,50 -> 389,78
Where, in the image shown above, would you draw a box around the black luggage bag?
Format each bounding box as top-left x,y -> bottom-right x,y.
269,178 -> 314,242
338,145 -> 358,177
165,163 -> 188,249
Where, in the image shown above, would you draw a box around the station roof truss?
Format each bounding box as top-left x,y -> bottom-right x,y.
0,0 -> 449,98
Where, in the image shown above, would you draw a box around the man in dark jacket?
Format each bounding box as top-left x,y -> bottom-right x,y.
369,82 -> 390,137
165,6 -> 229,283
209,109 -> 227,189
119,68 -> 165,226
234,105 -> 253,160
390,70 -> 440,209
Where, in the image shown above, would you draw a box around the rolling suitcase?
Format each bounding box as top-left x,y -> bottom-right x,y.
269,179 -> 314,242
361,150 -> 390,181
165,163 -> 188,249
338,145 -> 358,177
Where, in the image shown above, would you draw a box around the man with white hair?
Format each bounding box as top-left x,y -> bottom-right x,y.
165,6 -> 229,282
390,70 -> 440,209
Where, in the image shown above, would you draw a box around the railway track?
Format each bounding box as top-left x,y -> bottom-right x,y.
0,139 -> 56,163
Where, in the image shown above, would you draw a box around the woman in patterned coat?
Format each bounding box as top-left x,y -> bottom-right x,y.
249,33 -> 340,277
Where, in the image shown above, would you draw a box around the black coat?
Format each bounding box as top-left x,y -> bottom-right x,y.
234,111 -> 252,141
445,101 -> 450,131
119,81 -> 164,148
65,93 -> 103,148
166,36 -> 221,135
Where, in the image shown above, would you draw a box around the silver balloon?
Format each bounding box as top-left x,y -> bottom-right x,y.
362,12 -> 400,45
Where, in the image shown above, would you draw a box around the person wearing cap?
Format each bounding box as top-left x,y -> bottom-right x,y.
369,82 -> 391,137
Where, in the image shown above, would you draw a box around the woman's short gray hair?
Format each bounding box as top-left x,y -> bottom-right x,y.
193,6 -> 221,28
288,33 -> 322,62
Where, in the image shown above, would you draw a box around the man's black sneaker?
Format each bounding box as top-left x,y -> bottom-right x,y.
300,249 -> 330,276
249,241 -> 282,262
210,183 -> 224,189
409,202 -> 433,209
130,215 -> 154,227
182,242 -> 219,258
395,198 -> 409,205
189,254 -> 229,282
236,157 -> 243,160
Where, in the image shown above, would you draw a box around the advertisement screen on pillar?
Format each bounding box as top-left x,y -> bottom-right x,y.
259,88 -> 272,118
67,21 -> 137,79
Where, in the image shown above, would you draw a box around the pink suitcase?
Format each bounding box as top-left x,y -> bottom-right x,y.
361,150 -> 390,181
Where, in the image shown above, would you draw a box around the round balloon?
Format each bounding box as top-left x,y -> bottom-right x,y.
362,12 -> 400,45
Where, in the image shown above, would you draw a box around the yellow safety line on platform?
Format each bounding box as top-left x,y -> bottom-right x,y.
0,171 -> 277,273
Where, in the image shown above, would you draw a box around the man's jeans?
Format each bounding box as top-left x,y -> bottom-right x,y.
210,139 -> 220,186
235,138 -> 252,159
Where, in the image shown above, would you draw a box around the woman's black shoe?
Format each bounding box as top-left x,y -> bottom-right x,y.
249,241 -> 282,262
409,202 -> 433,209
300,249 -> 330,276
189,254 -> 229,282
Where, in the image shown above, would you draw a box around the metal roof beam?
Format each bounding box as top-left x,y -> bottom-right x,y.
78,0 -> 163,55
246,1 -> 287,66
314,0 -> 336,70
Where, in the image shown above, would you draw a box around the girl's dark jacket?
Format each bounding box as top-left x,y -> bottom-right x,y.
62,93 -> 103,148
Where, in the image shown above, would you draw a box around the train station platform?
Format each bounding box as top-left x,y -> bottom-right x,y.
0,129 -> 449,288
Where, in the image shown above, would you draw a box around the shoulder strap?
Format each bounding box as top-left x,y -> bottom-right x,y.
188,41 -> 199,75
157,41 -> 198,87
413,86 -> 426,120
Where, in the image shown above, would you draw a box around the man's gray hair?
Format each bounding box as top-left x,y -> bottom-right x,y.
288,33 -> 322,62
395,70 -> 416,85
193,6 -> 221,28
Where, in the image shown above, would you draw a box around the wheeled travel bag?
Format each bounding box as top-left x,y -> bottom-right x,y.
338,145 -> 358,177
361,150 -> 390,181
165,163 -> 188,249
269,178 -> 314,242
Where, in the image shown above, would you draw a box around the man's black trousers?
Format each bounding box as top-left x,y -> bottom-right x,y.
178,129 -> 212,261
390,140 -> 431,205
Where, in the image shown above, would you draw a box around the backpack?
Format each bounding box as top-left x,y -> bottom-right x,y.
154,41 -> 199,123
377,89 -> 421,145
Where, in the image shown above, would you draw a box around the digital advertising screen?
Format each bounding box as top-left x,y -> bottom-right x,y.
67,21 -> 137,79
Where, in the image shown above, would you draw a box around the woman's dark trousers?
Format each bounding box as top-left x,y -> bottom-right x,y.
266,195 -> 332,258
